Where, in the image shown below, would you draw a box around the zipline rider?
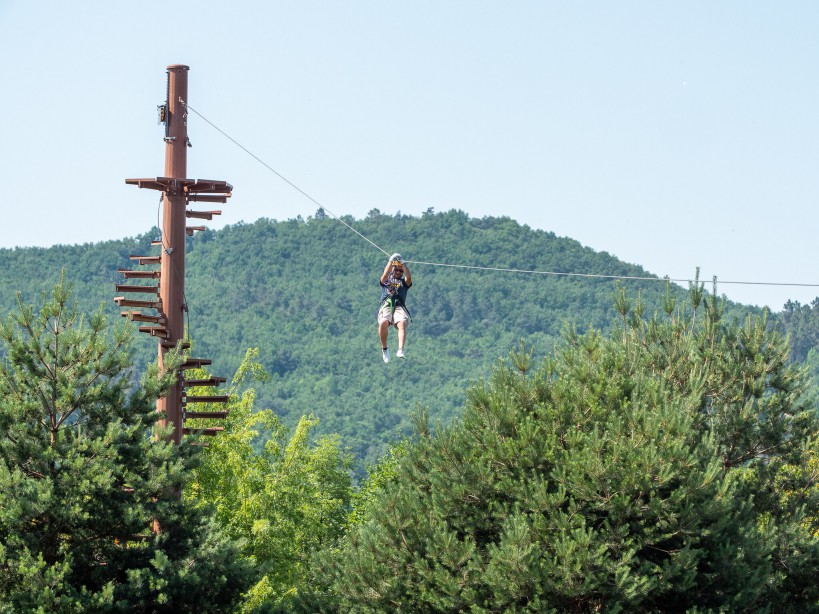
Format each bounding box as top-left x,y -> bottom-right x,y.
378,253 -> 412,363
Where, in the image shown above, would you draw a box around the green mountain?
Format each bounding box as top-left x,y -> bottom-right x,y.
0,210 -> 778,474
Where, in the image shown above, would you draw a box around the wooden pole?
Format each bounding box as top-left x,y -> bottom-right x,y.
157,64 -> 189,445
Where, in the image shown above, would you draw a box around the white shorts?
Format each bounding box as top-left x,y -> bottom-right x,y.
378,303 -> 410,327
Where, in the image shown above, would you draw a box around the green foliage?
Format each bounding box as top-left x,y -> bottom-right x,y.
185,348 -> 353,611
302,288 -> 819,612
780,298 -> 819,362
0,275 -> 253,612
0,211 -> 772,478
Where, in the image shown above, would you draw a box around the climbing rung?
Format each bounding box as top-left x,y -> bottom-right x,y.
186,210 -> 222,220
184,395 -> 229,404
130,255 -> 161,265
138,326 -> 168,338
183,427 -> 224,436
186,226 -> 206,236
184,376 -> 226,387
187,194 -> 228,204
114,297 -> 161,309
118,269 -> 160,279
181,358 -> 212,370
116,284 -> 159,294
184,411 -> 229,419
161,339 -> 190,349
121,311 -> 164,324
151,239 -> 162,246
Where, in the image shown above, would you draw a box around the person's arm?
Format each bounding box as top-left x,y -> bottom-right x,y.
383,253 -> 405,284
403,262 -> 412,288
380,260 -> 394,284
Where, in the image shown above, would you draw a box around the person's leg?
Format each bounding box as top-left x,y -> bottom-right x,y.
395,307 -> 408,357
378,306 -> 392,362
379,319 -> 390,348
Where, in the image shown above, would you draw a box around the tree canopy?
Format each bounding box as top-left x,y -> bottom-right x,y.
0,210 -> 777,477
300,285 -> 819,612
0,276 -> 253,612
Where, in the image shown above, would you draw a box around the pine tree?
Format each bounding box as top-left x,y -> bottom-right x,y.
0,275 -> 253,612
301,283 -> 819,612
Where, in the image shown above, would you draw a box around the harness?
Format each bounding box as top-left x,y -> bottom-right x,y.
380,277 -> 412,322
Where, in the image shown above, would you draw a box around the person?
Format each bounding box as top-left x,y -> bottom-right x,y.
377,253 -> 412,363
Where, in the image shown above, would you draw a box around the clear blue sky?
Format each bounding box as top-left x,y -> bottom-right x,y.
2,1 -> 818,310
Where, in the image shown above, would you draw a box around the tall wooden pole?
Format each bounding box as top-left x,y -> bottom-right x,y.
122,64 -> 231,449
158,64 -> 189,444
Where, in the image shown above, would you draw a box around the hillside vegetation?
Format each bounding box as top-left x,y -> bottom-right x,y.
0,209 -> 787,472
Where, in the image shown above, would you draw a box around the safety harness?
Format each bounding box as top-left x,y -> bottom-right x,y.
380,275 -> 412,322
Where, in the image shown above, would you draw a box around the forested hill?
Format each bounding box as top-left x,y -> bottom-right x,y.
0,209 -> 782,471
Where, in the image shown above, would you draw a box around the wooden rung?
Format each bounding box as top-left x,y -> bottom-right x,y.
186,210 -> 222,220
181,358 -> 212,370
151,240 -> 162,246
184,179 -> 232,194
121,311 -> 165,324
115,284 -> 159,294
184,411 -> 229,420
188,441 -> 210,447
186,226 -> 206,236
184,376 -> 227,387
187,194 -> 228,204
130,255 -> 161,265
118,269 -> 160,279
138,326 -> 168,338
161,339 -> 191,349
114,297 -> 161,309
183,427 -> 224,436
184,395 -> 229,404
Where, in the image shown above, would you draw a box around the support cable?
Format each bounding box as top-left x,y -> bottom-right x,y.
182,101 -> 819,292
182,100 -> 389,257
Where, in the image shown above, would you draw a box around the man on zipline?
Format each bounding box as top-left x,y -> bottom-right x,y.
378,253 -> 412,363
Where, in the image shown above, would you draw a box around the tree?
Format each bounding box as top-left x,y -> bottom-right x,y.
301,283 -> 819,612
185,348 -> 353,612
0,275 -> 252,612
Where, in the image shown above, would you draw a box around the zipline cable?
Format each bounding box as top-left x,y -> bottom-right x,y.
403,260 -> 819,288
182,100 -> 389,257
183,100 -> 819,292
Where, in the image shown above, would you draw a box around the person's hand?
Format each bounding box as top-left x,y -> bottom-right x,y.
389,253 -> 403,265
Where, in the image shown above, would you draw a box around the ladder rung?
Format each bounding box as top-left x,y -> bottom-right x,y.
161,339 -> 191,349
129,255 -> 161,265
186,210 -> 222,220
114,297 -> 161,309
184,395 -> 229,404
121,311 -> 165,324
138,325 -> 168,338
184,377 -> 226,387
118,269 -> 160,279
183,427 -> 224,436
187,194 -> 228,204
184,179 -> 232,194
181,358 -> 212,370
115,284 -> 159,294
186,226 -> 206,236
184,411 -> 229,419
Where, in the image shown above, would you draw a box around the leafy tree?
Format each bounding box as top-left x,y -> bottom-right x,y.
0,212 -> 766,478
185,348 -> 353,612
779,297 -> 819,362
0,276 -> 253,612
301,283 -> 819,612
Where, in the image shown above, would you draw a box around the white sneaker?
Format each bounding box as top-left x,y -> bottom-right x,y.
382,348 -> 391,363
396,348 -> 405,358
